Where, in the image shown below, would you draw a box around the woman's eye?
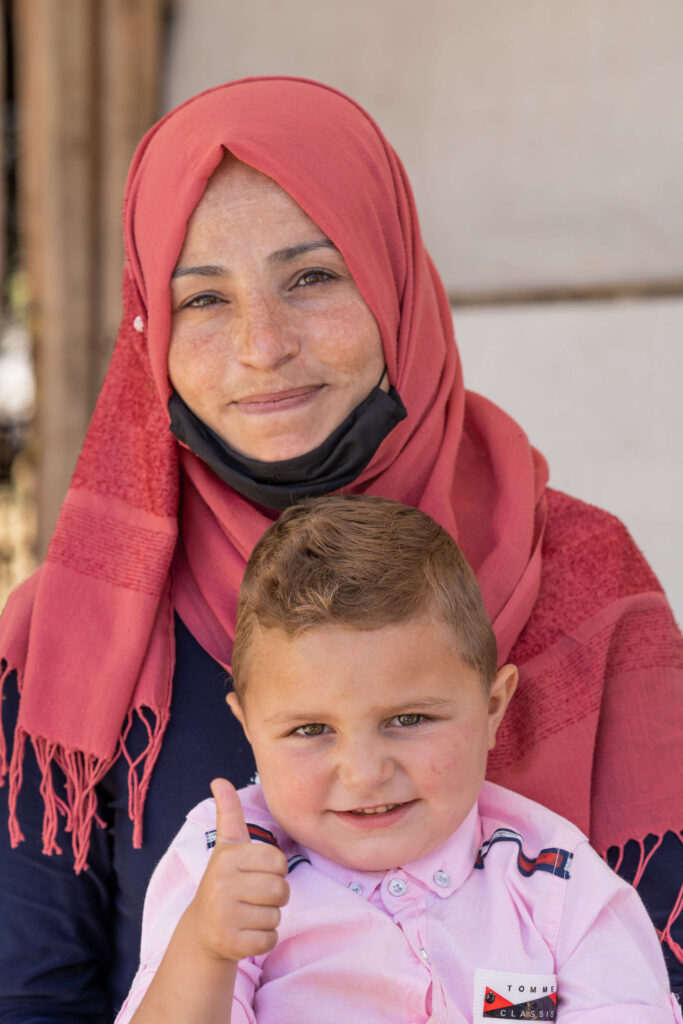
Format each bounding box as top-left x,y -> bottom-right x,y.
182,293 -> 222,309
294,723 -> 328,737
294,269 -> 334,288
393,713 -> 424,728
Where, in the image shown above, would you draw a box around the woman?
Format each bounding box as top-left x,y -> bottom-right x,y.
0,77 -> 681,1021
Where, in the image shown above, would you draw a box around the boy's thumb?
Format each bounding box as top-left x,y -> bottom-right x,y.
210,778 -> 250,845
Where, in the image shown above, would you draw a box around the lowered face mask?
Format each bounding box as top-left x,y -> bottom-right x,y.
168,369 -> 407,511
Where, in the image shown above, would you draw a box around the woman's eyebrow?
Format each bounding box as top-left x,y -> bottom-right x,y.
171,264 -> 226,279
266,238 -> 338,264
171,239 -> 338,280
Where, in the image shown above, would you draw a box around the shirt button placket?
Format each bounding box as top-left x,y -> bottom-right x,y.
382,873 -> 412,915
388,877 -> 408,897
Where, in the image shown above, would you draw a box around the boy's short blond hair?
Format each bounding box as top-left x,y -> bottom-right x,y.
232,495 -> 498,698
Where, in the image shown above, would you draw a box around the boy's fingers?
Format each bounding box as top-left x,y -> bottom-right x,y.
232,929 -> 279,959
210,777 -> 250,845
235,870 -> 290,908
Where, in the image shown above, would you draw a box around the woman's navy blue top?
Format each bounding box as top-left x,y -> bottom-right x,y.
0,616 -> 681,1021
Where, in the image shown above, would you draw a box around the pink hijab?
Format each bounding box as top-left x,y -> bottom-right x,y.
0,77 -> 547,871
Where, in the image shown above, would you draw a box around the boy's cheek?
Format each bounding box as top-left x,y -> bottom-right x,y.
259,759 -> 322,814
424,731 -> 484,777
425,757 -> 451,779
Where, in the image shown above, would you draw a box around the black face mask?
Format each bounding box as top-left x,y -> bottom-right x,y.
168,373 -> 407,511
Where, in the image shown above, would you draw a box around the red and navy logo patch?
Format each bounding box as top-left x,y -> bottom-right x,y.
205,822 -> 278,850
246,823 -> 279,846
204,823 -> 308,873
475,828 -> 572,880
482,986 -> 557,1019
474,969 -> 557,1022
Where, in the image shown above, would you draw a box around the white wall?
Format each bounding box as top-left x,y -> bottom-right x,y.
454,297 -> 682,626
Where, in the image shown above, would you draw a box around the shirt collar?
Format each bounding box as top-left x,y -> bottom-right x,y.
304,799 -> 482,900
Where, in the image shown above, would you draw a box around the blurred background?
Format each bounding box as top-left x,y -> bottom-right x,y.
0,0 -> 681,621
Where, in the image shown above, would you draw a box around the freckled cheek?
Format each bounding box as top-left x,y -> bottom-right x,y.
306,308 -> 383,374
307,318 -> 361,364
169,333 -> 236,397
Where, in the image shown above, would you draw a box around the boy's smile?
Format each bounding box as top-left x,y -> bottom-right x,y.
228,615 -> 517,872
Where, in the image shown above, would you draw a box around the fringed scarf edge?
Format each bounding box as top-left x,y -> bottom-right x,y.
606,832 -> 683,963
1,658 -> 170,874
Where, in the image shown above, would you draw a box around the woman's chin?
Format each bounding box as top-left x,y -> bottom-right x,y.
214,409 -> 338,463
218,426 -> 329,464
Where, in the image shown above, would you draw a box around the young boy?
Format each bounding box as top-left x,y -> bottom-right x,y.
118,496 -> 681,1024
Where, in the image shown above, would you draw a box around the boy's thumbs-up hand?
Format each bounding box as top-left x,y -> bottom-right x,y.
212,777 -> 251,844
188,779 -> 290,963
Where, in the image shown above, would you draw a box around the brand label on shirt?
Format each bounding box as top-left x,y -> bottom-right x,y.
473,969 -> 557,1020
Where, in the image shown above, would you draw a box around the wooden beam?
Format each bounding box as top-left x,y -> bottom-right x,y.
96,0 -> 164,391
0,4 -> 4,311
15,0 -> 97,555
14,0 -> 164,555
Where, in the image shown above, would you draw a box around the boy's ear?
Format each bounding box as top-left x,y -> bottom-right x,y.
487,664 -> 518,751
226,691 -> 249,739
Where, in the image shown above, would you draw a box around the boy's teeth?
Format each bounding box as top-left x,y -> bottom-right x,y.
349,804 -> 399,815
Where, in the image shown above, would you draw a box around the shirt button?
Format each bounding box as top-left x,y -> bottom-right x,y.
433,870 -> 451,887
388,877 -> 408,897
418,946 -> 431,963
348,882 -> 363,895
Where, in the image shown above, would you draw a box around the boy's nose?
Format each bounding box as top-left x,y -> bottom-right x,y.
337,741 -> 394,794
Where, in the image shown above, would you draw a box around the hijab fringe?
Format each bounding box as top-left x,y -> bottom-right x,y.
0,659 -> 16,779
605,831 -> 683,962
659,879 -> 683,961
4,699 -> 171,874
119,705 -> 171,850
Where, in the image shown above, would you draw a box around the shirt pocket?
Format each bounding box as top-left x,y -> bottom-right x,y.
473,968 -> 558,1021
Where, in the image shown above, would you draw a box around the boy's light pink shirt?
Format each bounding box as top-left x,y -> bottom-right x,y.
116,781 -> 681,1023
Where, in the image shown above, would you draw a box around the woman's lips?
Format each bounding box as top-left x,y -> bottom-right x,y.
234,385 -> 324,413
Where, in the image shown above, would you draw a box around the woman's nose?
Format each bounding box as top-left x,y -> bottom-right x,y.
232,297 -> 300,370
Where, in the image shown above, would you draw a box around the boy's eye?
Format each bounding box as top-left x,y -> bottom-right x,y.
393,713 -> 424,727
294,723 -> 328,737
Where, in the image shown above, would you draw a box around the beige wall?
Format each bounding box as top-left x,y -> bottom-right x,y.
164,0 -> 683,296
